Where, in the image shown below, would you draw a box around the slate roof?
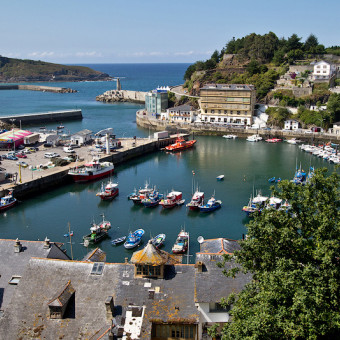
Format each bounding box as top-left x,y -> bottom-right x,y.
48,280 -> 75,307
197,238 -> 241,255
130,241 -> 182,266
0,258 -> 199,340
82,247 -> 106,262
195,238 -> 251,303
0,239 -> 69,311
168,104 -> 193,112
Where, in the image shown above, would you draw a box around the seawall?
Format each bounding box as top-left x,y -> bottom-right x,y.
136,113 -> 340,143
0,109 -> 83,125
0,84 -> 77,93
96,90 -> 146,104
2,136 -> 184,199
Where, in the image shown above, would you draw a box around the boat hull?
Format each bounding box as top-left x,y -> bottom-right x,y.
70,168 -> 114,183
165,140 -> 196,152
97,188 -> 119,200
83,231 -> 108,244
200,203 -> 221,212
0,199 -> 17,212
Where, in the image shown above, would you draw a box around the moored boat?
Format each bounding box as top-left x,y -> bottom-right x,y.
165,136 -> 196,152
0,191 -> 17,212
96,180 -> 119,200
172,230 -> 189,254
68,159 -> 114,183
222,134 -> 237,139
111,236 -> 127,245
186,190 -> 204,210
151,233 -> 166,248
216,175 -> 224,181
83,215 -> 111,245
291,165 -> 307,185
242,192 -> 268,216
246,134 -> 262,142
159,191 -> 184,208
141,190 -> 163,207
124,229 -> 145,249
265,138 -> 282,143
128,182 -> 154,204
199,196 -> 222,212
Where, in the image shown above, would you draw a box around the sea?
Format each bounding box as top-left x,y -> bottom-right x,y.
0,63 -> 337,262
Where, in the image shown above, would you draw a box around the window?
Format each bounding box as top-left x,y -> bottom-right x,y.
224,118 -> 227,122
210,118 -> 215,122
211,110 -> 215,114
218,110 -> 221,114
8,275 -> 21,285
237,111 -> 241,115
230,110 -> 233,114
209,302 -> 231,313
218,118 -> 221,122
224,110 -> 227,114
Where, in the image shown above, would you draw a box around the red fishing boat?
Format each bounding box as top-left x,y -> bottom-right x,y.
172,230 -> 189,254
186,190 -> 204,210
165,136 -> 196,152
96,180 -> 119,200
159,191 -> 185,208
68,159 -> 114,183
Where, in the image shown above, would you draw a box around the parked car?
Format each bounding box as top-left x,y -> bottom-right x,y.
28,147 -> 38,152
63,147 -> 75,153
44,143 -> 53,148
16,153 -> 27,158
44,152 -> 60,158
16,161 -> 28,167
7,155 -> 18,160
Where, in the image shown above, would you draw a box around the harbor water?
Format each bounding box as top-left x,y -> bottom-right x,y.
0,64 -> 337,262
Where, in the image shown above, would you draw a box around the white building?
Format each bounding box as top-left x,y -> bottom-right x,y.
284,119 -> 300,130
70,129 -> 92,146
313,61 -> 336,81
166,104 -> 196,123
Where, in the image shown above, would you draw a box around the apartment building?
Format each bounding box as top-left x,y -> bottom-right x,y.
199,84 -> 256,126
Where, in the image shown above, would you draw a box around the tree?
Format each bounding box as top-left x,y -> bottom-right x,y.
219,169 -> 340,339
304,34 -> 319,52
327,93 -> 340,122
183,64 -> 196,80
286,33 -> 303,51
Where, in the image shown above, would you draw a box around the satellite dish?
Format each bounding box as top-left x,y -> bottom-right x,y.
197,236 -> 204,244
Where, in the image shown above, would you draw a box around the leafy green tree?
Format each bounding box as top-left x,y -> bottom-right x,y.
211,50 -> 220,64
327,93 -> 340,122
219,169 -> 340,339
286,33 -> 303,51
246,59 -> 260,76
266,107 -> 291,127
183,64 -> 196,81
304,34 -> 319,52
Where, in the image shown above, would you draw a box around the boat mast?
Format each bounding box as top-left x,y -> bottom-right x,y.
68,222 -> 74,260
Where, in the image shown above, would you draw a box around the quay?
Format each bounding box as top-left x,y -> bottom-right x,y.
0,109 -> 83,125
0,84 -> 77,93
136,112 -> 340,144
0,134 -> 188,199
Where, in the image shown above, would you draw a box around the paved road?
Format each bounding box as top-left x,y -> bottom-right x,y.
169,85 -> 199,99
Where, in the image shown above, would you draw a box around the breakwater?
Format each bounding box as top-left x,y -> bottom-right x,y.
0,84 -> 77,93
0,109 -> 82,125
1,135 -> 184,199
96,90 -> 146,103
136,113 -> 340,143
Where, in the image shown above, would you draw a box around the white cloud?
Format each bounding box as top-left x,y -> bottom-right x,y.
174,51 -> 195,56
75,51 -> 102,57
28,51 -> 55,58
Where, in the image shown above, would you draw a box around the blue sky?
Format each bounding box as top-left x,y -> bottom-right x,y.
1,0 -> 339,63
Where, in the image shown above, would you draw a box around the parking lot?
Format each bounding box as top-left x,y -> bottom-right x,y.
0,137 -> 150,189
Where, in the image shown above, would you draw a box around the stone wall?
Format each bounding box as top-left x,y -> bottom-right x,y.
96,90 -> 147,104
0,84 -> 76,93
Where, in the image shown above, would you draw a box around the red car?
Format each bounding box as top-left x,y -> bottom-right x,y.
16,153 -> 27,158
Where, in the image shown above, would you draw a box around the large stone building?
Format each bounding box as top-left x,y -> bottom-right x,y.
199,84 -> 256,126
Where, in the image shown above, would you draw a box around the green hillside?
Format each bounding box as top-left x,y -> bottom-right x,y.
0,56 -> 110,82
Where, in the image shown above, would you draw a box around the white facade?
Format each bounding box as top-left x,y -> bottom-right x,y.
71,129 -> 92,145
199,114 -> 251,126
284,120 -> 300,130
313,61 -> 336,80
167,105 -> 196,123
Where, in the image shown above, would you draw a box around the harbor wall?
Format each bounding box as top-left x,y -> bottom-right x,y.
0,84 -> 76,93
96,90 -> 147,104
136,114 -> 340,144
0,109 -> 83,125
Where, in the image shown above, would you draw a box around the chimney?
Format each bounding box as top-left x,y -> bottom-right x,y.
196,261 -> 203,273
14,238 -> 22,253
124,257 -> 128,264
44,237 -> 51,249
105,296 -> 115,319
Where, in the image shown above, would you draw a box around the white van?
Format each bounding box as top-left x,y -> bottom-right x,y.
63,147 -> 75,153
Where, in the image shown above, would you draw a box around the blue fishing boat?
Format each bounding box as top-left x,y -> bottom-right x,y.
124,229 -> 145,249
141,191 -> 163,207
291,165 -> 306,185
64,231 -> 74,237
275,177 -> 281,183
306,166 -> 315,184
268,177 -> 276,183
242,192 -> 268,216
199,196 -> 222,212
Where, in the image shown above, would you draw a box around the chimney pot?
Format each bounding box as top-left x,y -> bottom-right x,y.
14,238 -> 22,253
44,237 -> 50,249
